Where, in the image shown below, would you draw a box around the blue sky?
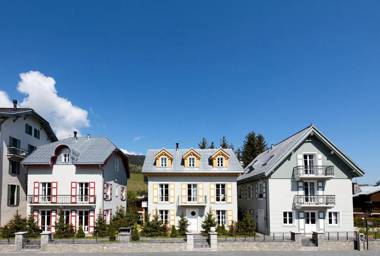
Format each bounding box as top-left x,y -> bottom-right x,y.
0,1 -> 379,183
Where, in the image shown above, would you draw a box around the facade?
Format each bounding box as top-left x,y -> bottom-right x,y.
238,125 -> 364,235
0,104 -> 57,226
353,183 -> 380,217
22,134 -> 129,234
142,147 -> 243,233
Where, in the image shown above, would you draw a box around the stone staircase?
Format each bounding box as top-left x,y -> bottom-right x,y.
193,234 -> 210,249
301,237 -> 316,247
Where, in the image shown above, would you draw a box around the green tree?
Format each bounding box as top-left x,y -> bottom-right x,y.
131,224 -> 140,241
241,131 -> 267,167
237,212 -> 256,236
3,212 -> 27,237
94,211 -> 108,237
54,210 -> 66,239
170,225 -> 178,237
177,214 -> 189,236
64,224 -> 75,238
198,138 -> 208,149
216,224 -> 227,236
201,211 -> 216,234
228,221 -> 237,236
209,142 -> 215,149
142,214 -> 165,237
235,148 -> 242,162
26,214 -> 41,237
76,225 -> 86,238
220,136 -> 231,149
110,207 -> 128,230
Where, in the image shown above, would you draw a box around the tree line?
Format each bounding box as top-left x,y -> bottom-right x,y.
198,130 -> 267,167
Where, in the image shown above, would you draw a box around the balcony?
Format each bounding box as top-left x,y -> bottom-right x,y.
7,146 -> 28,160
293,195 -> 335,209
27,195 -> 96,205
178,195 -> 207,206
293,166 -> 334,180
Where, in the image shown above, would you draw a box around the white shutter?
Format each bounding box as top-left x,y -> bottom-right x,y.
297,182 -> 304,195
297,154 -> 303,166
317,154 -> 322,167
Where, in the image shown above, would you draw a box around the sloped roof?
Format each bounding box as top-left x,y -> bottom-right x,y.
22,137 -> 129,176
238,125 -> 364,182
0,107 -> 57,141
353,184 -> 380,197
142,148 -> 243,173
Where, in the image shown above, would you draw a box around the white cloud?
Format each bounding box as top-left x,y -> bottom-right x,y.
120,148 -> 142,156
0,71 -> 90,139
0,90 -> 13,107
133,136 -> 144,141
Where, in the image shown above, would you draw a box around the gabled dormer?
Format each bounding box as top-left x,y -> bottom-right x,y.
183,148 -> 201,168
155,149 -> 174,168
210,149 -> 230,168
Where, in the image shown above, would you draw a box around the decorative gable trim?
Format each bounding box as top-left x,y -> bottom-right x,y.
183,148 -> 201,168
154,149 -> 174,167
210,149 -> 230,168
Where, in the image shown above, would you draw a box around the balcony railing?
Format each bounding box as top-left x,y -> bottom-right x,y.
294,195 -> 335,208
178,195 -> 207,206
7,146 -> 28,159
293,166 -> 334,180
27,195 -> 96,205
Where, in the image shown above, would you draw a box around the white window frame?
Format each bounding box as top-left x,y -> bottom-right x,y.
160,156 -> 168,167
159,184 -> 169,202
41,210 -> 52,231
78,182 -> 89,202
217,156 -> 224,167
8,184 -> 19,206
41,182 -> 52,202
216,183 -> 226,202
187,184 -> 197,202
216,210 -> 226,226
78,210 -> 89,232
62,153 -> 70,163
159,210 -> 169,225
188,156 -> 196,167
328,211 -> 340,225
283,211 -> 293,225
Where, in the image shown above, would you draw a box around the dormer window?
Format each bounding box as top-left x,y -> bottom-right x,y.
62,153 -> 70,163
188,156 -> 196,167
160,156 -> 168,167
217,156 -> 224,167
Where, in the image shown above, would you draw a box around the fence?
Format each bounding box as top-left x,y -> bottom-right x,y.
322,232 -> 356,241
218,232 -> 292,242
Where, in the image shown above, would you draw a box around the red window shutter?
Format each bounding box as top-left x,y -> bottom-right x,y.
71,182 -> 77,203
103,183 -> 107,200
51,182 -> 57,203
89,210 -> 95,233
33,182 -> 39,203
89,182 -> 95,203
71,210 -> 77,229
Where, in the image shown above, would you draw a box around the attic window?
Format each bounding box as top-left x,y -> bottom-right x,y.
217,156 -> 224,167
188,156 -> 196,167
262,154 -> 274,166
62,153 -> 70,163
160,156 -> 168,167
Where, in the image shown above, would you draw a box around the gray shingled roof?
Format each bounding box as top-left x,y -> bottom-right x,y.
23,136 -> 125,166
238,125 -> 364,182
0,107 -> 57,141
353,184 -> 380,197
142,148 -> 243,173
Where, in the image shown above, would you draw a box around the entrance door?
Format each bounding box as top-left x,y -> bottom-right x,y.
186,209 -> 198,232
305,211 -> 317,233
41,210 -> 51,231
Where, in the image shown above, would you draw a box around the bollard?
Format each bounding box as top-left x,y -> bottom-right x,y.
14,231 -> 27,251
40,231 -> 52,248
209,231 -> 218,250
186,233 -> 194,251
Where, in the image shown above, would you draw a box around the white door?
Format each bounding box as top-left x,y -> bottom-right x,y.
186,209 -> 198,232
305,211 -> 317,233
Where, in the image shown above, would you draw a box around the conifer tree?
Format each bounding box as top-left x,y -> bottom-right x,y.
76,225 -> 86,238
170,225 -> 178,237
237,212 -> 256,236
201,211 -> 216,234
94,211 -> 108,237
241,131 -> 267,167
209,142 -> 215,149
55,210 -> 65,239
26,214 -> 40,237
198,138 -> 208,149
177,214 -> 189,236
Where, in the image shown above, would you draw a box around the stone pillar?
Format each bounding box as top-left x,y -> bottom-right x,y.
209,231 -> 217,250
14,231 -> 27,251
40,231 -> 52,248
312,231 -> 324,246
186,233 -> 194,251
291,232 -> 302,244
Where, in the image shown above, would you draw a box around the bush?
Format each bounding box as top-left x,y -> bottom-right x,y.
170,225 -> 178,238
131,225 -> 140,241
142,214 -> 165,237
55,211 -> 66,239
94,211 -> 108,237
201,211 -> 216,234
108,226 -> 116,241
1,212 -> 27,238
237,212 -> 256,236
216,224 -> 227,236
76,225 -> 86,238
26,215 -> 40,237
65,224 -> 75,238
228,221 -> 237,236
178,214 -> 189,236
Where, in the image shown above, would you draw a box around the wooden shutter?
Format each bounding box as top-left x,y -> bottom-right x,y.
153,184 -> 158,203
51,210 -> 57,232
198,184 -> 204,203
89,182 -> 96,203
210,184 -> 215,203
169,209 -> 176,226
181,184 -> 187,203
33,182 -> 39,203
226,183 -> 232,203
297,181 -> 304,195
51,182 -> 57,203
227,210 -> 233,226
71,182 -> 77,203
169,184 -> 175,203
89,210 -> 95,233
71,210 -> 77,229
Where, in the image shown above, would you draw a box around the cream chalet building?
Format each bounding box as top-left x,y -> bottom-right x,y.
22,133 -> 129,234
238,125 -> 364,235
142,146 -> 243,233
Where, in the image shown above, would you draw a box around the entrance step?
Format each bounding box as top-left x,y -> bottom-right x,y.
194,234 -> 210,248
301,238 -> 316,247
23,239 -> 41,250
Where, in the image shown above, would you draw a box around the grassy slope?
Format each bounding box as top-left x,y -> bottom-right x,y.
128,163 -> 147,193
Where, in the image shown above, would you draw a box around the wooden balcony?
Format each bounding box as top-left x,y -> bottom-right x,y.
293,195 -> 335,209
293,166 -> 334,180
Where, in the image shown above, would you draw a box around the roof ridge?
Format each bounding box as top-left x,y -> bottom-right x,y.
273,124 -> 313,146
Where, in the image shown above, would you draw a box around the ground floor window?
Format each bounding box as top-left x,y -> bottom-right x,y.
328,212 -> 339,225
78,210 -> 89,231
63,210 -> 70,225
159,210 -> 169,225
7,184 -> 19,206
41,210 -> 51,231
216,210 -> 226,226
283,211 -> 293,225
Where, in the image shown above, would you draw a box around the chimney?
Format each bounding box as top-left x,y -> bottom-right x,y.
73,131 -> 78,141
12,99 -> 17,109
176,143 -> 179,151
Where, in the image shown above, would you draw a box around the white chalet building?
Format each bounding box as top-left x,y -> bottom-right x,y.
22,133 -> 129,234
142,147 -> 243,233
238,125 -> 364,235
